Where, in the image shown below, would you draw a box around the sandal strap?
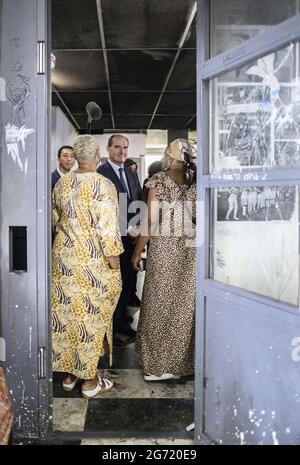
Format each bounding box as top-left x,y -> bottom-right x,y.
81,376 -> 113,398
63,376 -> 78,389
98,376 -> 113,390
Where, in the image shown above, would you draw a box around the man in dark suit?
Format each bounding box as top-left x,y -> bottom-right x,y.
51,145 -> 75,191
97,135 -> 143,341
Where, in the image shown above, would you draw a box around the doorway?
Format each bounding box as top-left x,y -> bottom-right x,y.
3,0 -> 300,445
49,0 -> 197,444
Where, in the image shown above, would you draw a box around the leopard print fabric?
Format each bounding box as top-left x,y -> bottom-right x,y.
135,171 -> 196,376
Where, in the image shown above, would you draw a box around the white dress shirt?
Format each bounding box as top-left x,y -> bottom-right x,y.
107,159 -> 130,195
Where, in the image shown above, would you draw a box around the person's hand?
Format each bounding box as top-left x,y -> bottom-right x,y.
131,252 -> 142,271
107,255 -> 120,269
128,224 -> 141,239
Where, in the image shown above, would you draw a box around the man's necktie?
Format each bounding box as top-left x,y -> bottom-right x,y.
119,167 -> 130,198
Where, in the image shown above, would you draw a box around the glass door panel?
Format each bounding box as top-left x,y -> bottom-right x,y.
210,43 -> 300,172
210,0 -> 297,57
210,185 -> 299,306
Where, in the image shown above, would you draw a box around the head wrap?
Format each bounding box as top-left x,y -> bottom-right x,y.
164,138 -> 196,166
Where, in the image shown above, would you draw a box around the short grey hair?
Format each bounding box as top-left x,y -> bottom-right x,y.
73,135 -> 99,161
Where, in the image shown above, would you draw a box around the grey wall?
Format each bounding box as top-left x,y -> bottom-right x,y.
168,129 -> 188,144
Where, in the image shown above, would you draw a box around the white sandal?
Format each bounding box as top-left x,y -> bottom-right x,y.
81,376 -> 113,399
62,376 -> 79,392
144,373 -> 181,381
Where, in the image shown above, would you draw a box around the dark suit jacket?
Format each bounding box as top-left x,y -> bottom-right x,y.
51,169 -> 61,191
97,161 -> 143,236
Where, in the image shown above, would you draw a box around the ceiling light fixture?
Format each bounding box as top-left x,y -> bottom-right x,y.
86,101 -> 102,134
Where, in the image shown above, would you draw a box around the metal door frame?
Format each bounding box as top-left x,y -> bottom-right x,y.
195,0 -> 300,443
37,0 -> 52,437
0,0 -> 51,438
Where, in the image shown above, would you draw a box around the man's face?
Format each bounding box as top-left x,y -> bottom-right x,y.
128,164 -> 137,173
58,148 -> 75,173
107,136 -> 128,166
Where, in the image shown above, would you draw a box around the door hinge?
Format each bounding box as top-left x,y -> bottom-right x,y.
38,347 -> 46,378
37,41 -> 46,74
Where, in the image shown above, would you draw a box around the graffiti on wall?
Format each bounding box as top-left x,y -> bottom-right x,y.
4,59 -> 35,173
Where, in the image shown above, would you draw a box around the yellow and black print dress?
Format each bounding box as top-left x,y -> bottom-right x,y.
52,172 -> 123,379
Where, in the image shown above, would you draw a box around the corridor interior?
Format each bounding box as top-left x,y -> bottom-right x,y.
49,0 -> 197,444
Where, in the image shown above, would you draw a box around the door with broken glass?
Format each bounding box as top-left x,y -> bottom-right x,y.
195,0 -> 300,445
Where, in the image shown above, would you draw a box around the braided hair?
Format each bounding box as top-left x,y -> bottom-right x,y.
182,146 -> 197,187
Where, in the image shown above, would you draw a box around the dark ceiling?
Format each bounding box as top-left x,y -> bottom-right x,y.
51,0 -> 197,133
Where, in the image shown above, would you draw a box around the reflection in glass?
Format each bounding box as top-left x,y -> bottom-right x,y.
210,44 -> 300,171
211,186 -> 299,306
210,0 -> 296,57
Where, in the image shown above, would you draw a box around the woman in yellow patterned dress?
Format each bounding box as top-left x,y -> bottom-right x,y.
52,135 -> 123,398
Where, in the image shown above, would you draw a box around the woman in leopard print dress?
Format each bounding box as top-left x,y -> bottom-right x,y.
132,139 -> 196,380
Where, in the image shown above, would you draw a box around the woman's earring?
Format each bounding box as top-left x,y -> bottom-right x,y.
163,156 -> 170,171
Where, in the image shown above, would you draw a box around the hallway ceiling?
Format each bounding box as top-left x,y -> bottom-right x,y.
51,0 -> 196,133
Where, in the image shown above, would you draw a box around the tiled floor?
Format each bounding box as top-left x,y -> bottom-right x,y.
53,398 -> 88,432
52,346 -> 195,440
81,438 -> 195,445
11,436 -> 195,446
51,272 -> 196,444
53,368 -> 194,399
85,398 -> 194,433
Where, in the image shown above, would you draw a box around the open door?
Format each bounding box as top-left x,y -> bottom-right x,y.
195,0 -> 300,445
0,0 -> 51,438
